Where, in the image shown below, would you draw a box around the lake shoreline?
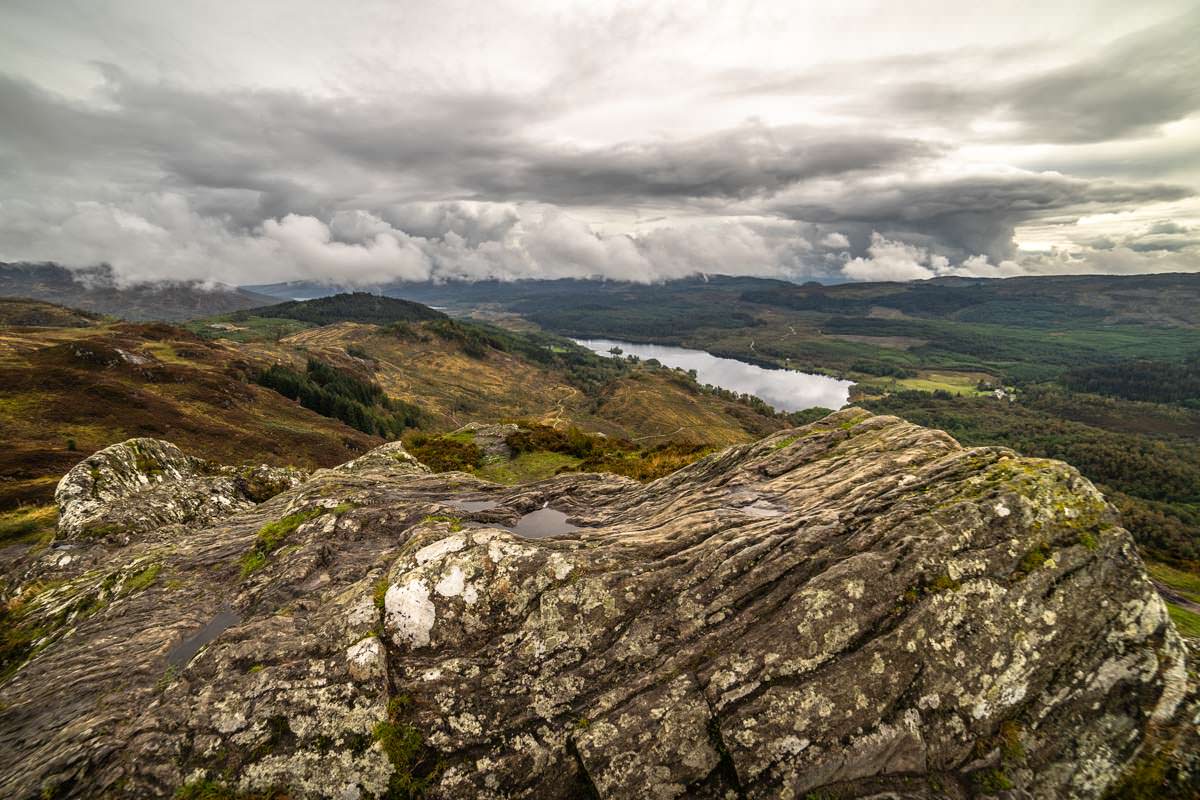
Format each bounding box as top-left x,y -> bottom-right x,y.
574,338 -> 853,413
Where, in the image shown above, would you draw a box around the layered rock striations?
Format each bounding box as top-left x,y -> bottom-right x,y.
0,409 -> 1195,798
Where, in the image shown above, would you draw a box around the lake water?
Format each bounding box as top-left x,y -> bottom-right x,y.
574,338 -> 852,412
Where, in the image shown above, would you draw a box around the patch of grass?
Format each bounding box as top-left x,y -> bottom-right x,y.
173,778 -> 290,800
374,577 -> 390,609
973,767 -> 1014,793
156,664 -> 178,692
577,443 -> 713,481
421,514 -> 463,532
403,433 -> 484,473
1101,739 -> 1183,799
0,504 -> 57,544
1166,603 -> 1200,639
374,694 -> 441,799
998,720 -> 1025,762
476,451 -> 581,484
239,507 -> 325,576
1148,562 -> 1200,605
929,573 -> 961,593
1015,542 -> 1051,577
174,778 -> 234,800
122,562 -> 161,595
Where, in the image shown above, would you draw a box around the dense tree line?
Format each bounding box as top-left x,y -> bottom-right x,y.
1063,359 -> 1200,408
256,359 -> 421,438
741,284 -> 1105,327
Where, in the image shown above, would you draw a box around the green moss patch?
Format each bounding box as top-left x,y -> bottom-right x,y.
420,515 -> 463,532
373,695 -> 442,799
239,508 -> 325,577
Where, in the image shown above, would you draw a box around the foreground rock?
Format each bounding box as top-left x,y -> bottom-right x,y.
0,409 -> 1195,798
54,437 -> 306,542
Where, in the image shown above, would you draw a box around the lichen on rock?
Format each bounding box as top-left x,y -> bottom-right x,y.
1,409 -> 1197,799
54,437 -> 306,542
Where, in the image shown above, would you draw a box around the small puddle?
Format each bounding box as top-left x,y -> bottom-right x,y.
166,605 -> 241,669
510,508 -> 580,539
448,500 -> 501,512
740,501 -> 784,518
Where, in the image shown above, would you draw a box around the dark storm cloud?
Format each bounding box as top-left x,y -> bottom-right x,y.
468,125 -> 941,203
1,68 -> 937,218
770,172 -> 1192,259
898,12 -> 1200,143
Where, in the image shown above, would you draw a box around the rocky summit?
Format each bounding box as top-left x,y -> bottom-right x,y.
0,409 -> 1195,799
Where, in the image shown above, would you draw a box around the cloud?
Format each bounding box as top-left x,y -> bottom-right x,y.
0,195 -> 833,285
262,214 -> 432,284
946,246 -> 1200,278
819,231 -> 849,249
0,4 -> 1197,285
725,7 -> 1200,145
841,233 -> 950,282
770,170 -> 1191,260
477,124 -> 939,204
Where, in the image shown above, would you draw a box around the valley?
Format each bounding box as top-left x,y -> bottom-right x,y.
0,294 -> 795,558
362,274 -> 1200,577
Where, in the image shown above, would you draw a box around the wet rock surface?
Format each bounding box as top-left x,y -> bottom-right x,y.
1,409 -> 1196,799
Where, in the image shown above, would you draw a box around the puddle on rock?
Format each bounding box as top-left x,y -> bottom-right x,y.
166,604 -> 241,669
740,501 -> 785,518
510,508 -> 581,539
447,499 -> 501,512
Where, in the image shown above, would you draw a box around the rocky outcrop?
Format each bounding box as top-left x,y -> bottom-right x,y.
1,409 -> 1195,799
54,437 -> 306,542
453,422 -> 522,460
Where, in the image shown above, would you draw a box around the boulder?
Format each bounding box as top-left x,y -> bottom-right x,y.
53,438 -> 306,542
453,422 -> 522,461
1,409 -> 1195,799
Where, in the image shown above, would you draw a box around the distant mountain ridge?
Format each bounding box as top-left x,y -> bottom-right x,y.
244,272 -> 1200,329
0,263 -> 275,322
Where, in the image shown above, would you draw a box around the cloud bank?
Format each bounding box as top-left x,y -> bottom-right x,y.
0,0 -> 1197,285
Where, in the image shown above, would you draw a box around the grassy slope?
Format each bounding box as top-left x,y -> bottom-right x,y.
0,316 -> 380,512
2,298 -> 787,533
270,321 -> 786,445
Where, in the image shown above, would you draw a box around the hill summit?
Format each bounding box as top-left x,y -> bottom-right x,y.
238,292 -> 447,326
0,410 -> 1195,798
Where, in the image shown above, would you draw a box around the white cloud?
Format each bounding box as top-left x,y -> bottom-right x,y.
0,195 -> 835,286
819,231 -> 849,249
841,233 -> 950,282
262,214 -> 432,284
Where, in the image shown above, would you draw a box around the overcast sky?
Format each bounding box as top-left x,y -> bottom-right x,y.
1,0 -> 1198,286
